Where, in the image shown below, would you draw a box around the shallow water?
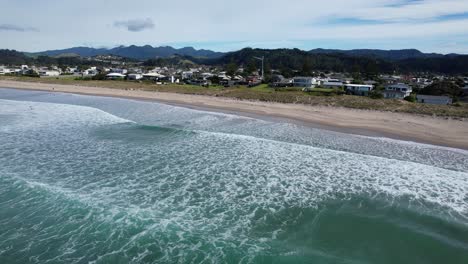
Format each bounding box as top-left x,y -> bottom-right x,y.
1,88 -> 467,263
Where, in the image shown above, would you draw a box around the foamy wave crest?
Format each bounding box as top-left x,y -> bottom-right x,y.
0,99 -> 133,132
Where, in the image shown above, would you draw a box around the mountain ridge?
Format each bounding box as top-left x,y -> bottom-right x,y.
29,46 -> 463,61
30,45 -> 225,59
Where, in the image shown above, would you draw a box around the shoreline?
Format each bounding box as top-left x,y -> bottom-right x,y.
1,80 -> 468,150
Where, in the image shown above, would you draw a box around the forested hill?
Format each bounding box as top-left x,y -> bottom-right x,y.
30,45 -> 225,60
309,48 -> 446,61
201,48 -> 468,75
2,47 -> 468,75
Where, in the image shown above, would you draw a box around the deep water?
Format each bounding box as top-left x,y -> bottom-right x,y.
1,88 -> 467,264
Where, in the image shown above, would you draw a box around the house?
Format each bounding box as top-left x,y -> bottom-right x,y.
39,70 -> 60,77
110,68 -> 127,74
293,77 -> 319,88
127,73 -> 143,80
344,84 -> 374,96
416,95 -> 452,105
0,66 -> 12,75
83,67 -> 98,76
106,73 -> 126,80
323,81 -> 344,89
383,83 -> 412,99
182,71 -> 193,80
142,72 -> 165,81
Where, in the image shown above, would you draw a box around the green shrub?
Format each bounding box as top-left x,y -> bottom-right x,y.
369,90 -> 384,99
404,95 -> 417,102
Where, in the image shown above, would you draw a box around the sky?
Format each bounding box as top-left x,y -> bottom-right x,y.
1,0 -> 468,54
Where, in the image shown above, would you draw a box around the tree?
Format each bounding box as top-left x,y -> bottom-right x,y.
226,63 -> 237,77
301,59 -> 312,76
420,81 -> 463,98
369,90 -> 384,99
245,59 -> 258,75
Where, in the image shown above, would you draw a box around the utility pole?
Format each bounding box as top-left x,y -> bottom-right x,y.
253,56 -> 264,81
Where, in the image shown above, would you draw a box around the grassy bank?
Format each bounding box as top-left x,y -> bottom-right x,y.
1,76 -> 467,119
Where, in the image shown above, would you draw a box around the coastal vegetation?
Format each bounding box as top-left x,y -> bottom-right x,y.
2,75 -> 467,118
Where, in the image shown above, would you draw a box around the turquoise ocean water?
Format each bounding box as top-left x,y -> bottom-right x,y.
0,88 -> 467,263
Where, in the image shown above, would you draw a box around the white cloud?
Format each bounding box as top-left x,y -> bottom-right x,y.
0,0 -> 467,53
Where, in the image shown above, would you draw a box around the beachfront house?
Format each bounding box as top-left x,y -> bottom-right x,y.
39,70 -> 60,77
142,72 -> 165,81
0,66 -> 12,75
106,73 -> 126,80
323,81 -> 344,89
344,84 -> 374,96
383,83 -> 412,99
416,95 -> 453,105
127,73 -> 143,80
293,77 -> 319,89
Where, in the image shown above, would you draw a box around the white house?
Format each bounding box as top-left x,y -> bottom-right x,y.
39,70 -> 60,77
344,84 -> 374,96
182,71 -> 194,80
293,77 -> 319,88
127,73 -> 143,80
111,68 -> 128,74
383,83 -> 412,99
83,67 -> 98,76
142,72 -> 165,80
416,95 -> 452,105
0,66 -> 12,75
323,81 -> 344,89
106,73 -> 126,80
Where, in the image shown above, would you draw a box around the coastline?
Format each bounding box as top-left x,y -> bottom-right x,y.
1,79 -> 468,150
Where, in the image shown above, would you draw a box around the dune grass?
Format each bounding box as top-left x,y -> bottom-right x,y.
2,75 -> 467,118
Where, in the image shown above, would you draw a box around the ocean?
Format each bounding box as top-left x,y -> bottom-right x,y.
0,88 -> 467,264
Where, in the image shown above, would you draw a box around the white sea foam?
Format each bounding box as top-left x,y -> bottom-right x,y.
0,99 -> 133,132
1,95 -> 468,263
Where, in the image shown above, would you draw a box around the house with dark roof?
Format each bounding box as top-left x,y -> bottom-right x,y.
383,83 -> 412,99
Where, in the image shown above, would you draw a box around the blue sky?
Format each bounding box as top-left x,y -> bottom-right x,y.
1,0 -> 468,53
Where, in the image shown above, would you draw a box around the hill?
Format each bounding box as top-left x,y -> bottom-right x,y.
309,48 -> 446,61
32,45 -> 225,60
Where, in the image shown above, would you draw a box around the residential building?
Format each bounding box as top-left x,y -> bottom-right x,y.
39,70 -> 60,77
344,84 -> 374,96
383,83 -> 412,99
416,95 -> 452,105
106,73 -> 126,80
323,81 -> 344,89
293,77 -> 319,88
182,71 -> 193,80
127,73 -> 143,80
142,72 -> 165,80
110,68 -> 127,74
0,66 -> 12,75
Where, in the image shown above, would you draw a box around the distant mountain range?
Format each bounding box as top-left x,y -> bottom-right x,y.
30,45 -> 225,59
2,46 -> 467,75
29,46 -> 462,61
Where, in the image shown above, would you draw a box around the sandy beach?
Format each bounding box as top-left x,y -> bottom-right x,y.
1,80 -> 467,149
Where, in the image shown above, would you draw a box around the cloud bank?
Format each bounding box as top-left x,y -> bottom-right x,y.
1,0 -> 468,53
114,18 -> 155,32
0,24 -> 38,32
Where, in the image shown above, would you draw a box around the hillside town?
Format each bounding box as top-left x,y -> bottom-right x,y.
1,62 -> 467,105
